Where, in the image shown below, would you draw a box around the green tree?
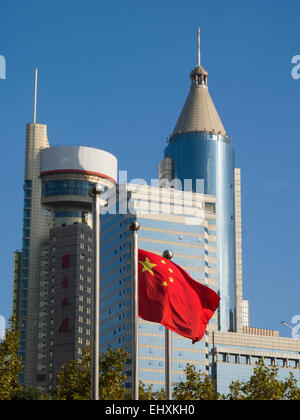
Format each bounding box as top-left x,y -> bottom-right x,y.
173,364 -> 219,400
0,318 -> 23,400
138,381 -> 165,400
98,347 -> 128,400
54,347 -> 128,400
11,386 -> 50,400
226,360 -> 300,400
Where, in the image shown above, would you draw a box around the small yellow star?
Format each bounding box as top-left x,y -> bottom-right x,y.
139,257 -> 157,275
162,281 -> 168,287
161,260 -> 166,264
169,277 -> 174,283
168,268 -> 173,273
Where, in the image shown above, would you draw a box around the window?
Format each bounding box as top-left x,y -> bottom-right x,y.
205,202 -> 216,213
251,356 -> 260,365
240,355 -> 248,364
288,360 -> 297,368
42,180 -> 107,198
276,359 -> 285,367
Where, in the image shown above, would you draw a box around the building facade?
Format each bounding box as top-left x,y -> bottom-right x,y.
35,223 -> 95,392
159,61 -> 236,333
100,184 -> 219,390
14,117 -> 118,388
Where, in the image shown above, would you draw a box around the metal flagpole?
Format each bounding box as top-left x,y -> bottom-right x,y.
163,250 -> 174,400
129,221 -> 140,400
91,184 -> 103,401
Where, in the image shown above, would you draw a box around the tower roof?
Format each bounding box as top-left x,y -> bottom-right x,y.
171,31 -> 228,140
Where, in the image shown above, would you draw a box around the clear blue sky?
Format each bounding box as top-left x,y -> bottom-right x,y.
0,0 -> 299,337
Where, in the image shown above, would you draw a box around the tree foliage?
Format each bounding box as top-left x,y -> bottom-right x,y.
11,386 -> 49,400
138,381 -> 165,400
226,360 -> 300,401
98,347 -> 128,400
173,364 -> 219,400
54,347 -> 128,400
0,318 -> 23,400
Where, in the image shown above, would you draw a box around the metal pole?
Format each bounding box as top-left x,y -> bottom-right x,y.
197,27 -> 201,67
281,321 -> 300,337
129,221 -> 140,400
91,184 -> 102,401
33,67 -> 38,124
163,250 -> 173,400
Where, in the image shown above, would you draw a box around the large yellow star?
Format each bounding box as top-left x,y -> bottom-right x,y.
139,257 -> 157,276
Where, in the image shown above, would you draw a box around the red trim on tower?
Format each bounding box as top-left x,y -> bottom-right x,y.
40,169 -> 117,184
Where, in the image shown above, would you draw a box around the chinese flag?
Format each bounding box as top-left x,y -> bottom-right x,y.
138,249 -> 220,343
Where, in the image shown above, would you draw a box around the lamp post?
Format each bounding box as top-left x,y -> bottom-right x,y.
129,220 -> 140,400
163,249 -> 173,400
91,183 -> 102,401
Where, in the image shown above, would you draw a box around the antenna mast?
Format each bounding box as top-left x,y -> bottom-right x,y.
197,27 -> 201,67
33,67 -> 38,124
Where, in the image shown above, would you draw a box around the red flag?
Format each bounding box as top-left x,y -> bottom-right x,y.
138,249 -> 220,343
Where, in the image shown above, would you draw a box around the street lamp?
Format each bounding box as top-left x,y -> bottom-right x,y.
128,220 -> 140,400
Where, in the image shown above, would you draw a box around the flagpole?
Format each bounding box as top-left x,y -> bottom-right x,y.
163,249 -> 174,400
129,220 -> 140,400
91,184 -> 103,401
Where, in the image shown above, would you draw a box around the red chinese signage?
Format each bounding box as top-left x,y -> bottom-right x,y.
59,318 -> 70,333
59,255 -> 71,333
62,254 -> 70,268
62,276 -> 68,289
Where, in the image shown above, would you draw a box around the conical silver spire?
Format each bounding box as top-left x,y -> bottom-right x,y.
171,30 -> 227,139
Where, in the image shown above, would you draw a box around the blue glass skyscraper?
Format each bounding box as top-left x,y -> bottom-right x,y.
159,41 -> 236,332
